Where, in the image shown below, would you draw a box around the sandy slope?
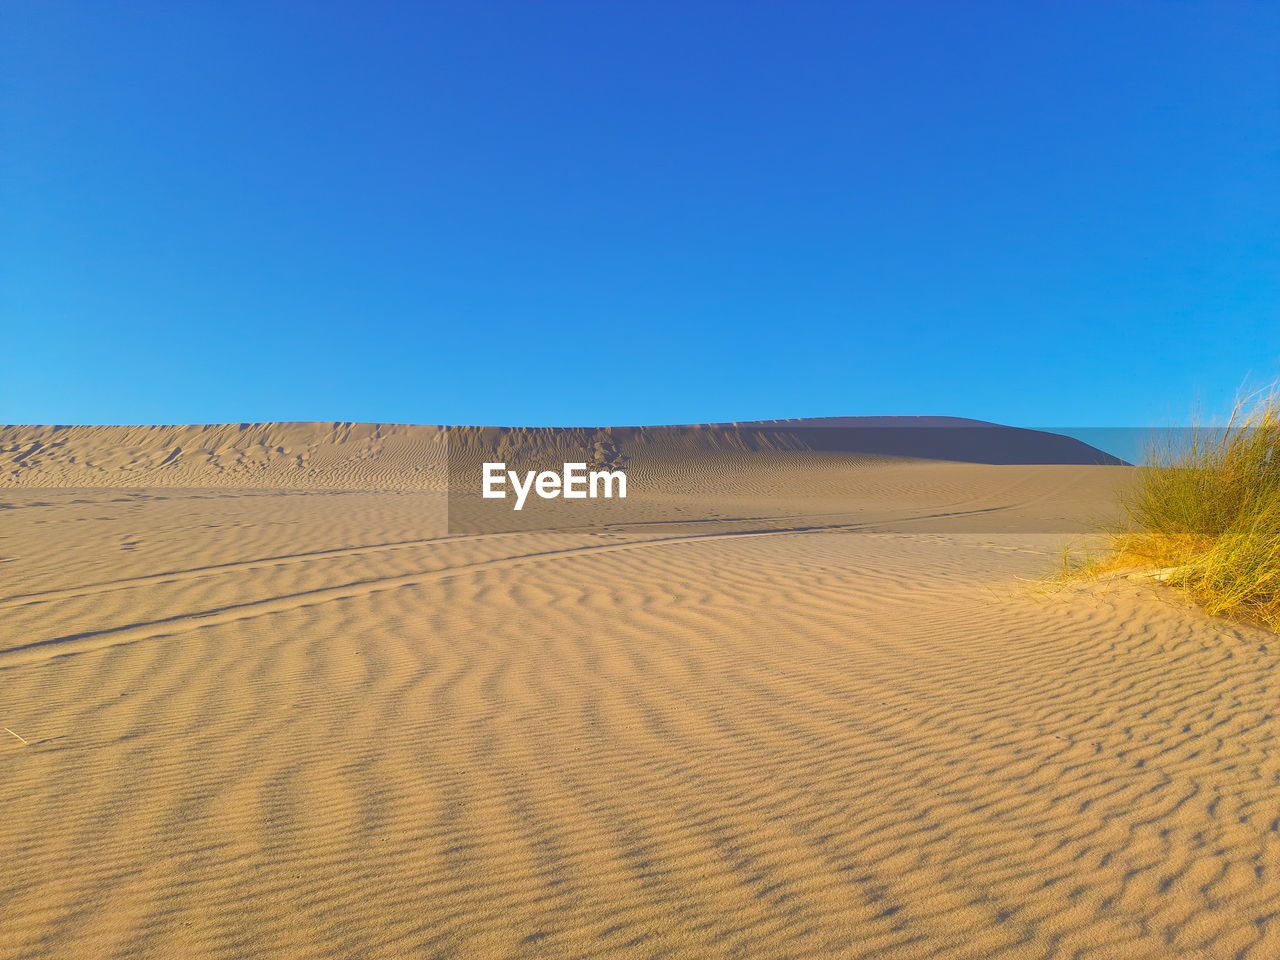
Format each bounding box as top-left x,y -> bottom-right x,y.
0,418 -> 1117,491
2,424 -> 1276,958
0,423 -> 448,489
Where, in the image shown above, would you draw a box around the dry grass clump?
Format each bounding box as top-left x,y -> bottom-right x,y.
1083,389 -> 1280,629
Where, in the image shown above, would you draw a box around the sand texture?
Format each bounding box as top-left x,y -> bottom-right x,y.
3,423 -> 1277,959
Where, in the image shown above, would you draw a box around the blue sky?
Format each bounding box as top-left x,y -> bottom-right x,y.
3,2 -> 1277,427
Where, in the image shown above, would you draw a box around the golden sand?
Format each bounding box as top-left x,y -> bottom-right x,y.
2,424 -> 1276,958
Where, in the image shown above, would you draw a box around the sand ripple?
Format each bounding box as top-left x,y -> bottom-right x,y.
3,486 -> 1278,958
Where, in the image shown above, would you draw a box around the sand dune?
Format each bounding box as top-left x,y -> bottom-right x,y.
2,423 -> 1276,958
0,423 -> 447,489
0,418 -> 1119,491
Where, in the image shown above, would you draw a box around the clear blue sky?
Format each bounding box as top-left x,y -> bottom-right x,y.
3,2 -> 1277,427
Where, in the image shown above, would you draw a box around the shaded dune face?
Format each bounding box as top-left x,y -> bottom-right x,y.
3,425 -> 1274,959
0,419 -> 1122,491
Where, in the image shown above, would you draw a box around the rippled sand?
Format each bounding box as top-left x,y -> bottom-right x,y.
3,425 -> 1277,959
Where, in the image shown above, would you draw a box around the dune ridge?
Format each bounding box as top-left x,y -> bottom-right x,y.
0,419 -> 1121,490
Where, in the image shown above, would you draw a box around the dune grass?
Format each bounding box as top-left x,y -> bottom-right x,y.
1079,389 -> 1280,629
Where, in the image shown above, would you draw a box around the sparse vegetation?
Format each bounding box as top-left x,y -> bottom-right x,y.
1079,388 -> 1280,629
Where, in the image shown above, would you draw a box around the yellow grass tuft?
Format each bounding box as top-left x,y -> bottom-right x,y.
1081,386 -> 1280,629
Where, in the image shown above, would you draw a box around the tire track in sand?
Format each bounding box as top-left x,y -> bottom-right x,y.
0,506 -> 1013,611
0,526 -> 828,668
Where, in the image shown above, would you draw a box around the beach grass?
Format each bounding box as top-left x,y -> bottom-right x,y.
1076,388 -> 1280,629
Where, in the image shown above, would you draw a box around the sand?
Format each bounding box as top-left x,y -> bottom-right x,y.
3,423 -> 1278,959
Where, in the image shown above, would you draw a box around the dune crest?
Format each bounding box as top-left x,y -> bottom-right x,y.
0,419 -> 1121,490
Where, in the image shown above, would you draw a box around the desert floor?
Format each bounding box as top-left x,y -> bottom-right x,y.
3,425 -> 1279,959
